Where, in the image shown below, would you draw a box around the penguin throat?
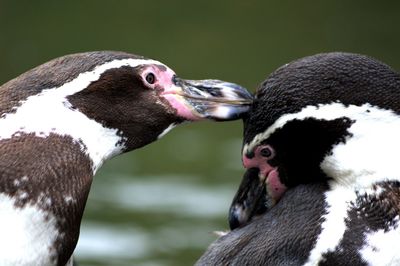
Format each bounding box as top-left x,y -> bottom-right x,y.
263,169 -> 287,203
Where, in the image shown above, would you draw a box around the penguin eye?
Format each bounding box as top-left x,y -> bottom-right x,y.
145,73 -> 156,84
260,147 -> 272,158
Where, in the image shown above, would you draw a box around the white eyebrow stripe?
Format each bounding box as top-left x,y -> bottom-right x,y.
243,102 -> 395,156
0,58 -> 166,173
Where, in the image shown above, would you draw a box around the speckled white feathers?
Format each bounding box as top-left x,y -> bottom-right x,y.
0,193 -> 59,266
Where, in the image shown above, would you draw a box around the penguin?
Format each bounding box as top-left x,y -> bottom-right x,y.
0,51 -> 253,266
197,52 -> 400,265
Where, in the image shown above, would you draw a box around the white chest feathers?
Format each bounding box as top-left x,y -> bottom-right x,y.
304,183 -> 400,266
360,224 -> 400,265
0,193 -> 59,266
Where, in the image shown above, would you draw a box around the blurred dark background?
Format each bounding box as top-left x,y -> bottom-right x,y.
1,1 -> 400,265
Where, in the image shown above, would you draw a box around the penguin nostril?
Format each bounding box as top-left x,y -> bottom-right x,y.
172,75 -> 180,85
246,151 -> 255,159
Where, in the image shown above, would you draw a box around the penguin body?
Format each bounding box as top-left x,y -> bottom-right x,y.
197,183 -> 327,265
198,52 -> 400,265
0,51 -> 252,265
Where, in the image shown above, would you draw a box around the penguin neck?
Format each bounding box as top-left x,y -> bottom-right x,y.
0,133 -> 94,212
0,133 -> 96,265
312,103 -> 400,190
0,87 -> 126,173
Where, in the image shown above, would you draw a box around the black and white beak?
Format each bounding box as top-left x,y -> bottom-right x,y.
228,168 -> 269,230
162,77 -> 253,121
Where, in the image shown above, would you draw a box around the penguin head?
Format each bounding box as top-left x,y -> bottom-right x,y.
61,51 -> 252,151
230,52 -> 400,229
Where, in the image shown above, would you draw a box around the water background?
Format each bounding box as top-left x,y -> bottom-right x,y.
1,1 -> 400,265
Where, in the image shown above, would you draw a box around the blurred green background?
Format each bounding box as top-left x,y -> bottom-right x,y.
1,1 -> 400,265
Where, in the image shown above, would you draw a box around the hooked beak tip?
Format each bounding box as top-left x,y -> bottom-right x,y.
228,168 -> 269,230
229,204 -> 247,230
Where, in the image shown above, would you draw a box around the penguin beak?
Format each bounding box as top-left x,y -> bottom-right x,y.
162,77 -> 253,121
228,168 -> 270,230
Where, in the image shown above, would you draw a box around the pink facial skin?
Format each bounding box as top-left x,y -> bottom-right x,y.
140,64 -> 176,90
161,94 -> 200,121
139,65 -> 200,121
242,145 -> 287,203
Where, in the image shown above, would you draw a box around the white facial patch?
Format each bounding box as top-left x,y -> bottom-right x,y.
0,58 -> 166,173
244,102 -> 400,189
0,193 -> 59,265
